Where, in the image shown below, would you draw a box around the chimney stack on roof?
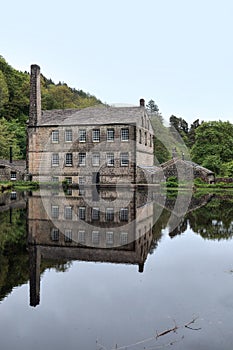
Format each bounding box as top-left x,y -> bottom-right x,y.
29,64 -> 41,126
139,98 -> 145,107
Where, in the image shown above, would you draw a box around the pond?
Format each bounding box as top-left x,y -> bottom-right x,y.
0,188 -> 233,350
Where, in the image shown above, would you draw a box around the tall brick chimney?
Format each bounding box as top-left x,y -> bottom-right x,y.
29,64 -> 41,126
140,98 -> 145,107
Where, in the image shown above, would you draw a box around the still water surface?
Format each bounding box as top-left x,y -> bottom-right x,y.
0,189 -> 233,350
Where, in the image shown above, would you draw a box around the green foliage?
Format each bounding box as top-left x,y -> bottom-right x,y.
166,176 -> 178,187
221,161 -> 233,177
191,121 -> 233,174
0,55 -> 103,160
0,118 -> 22,159
150,112 -> 189,164
194,177 -> 205,185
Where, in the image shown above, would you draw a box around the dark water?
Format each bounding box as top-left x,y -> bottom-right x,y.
0,188 -> 233,350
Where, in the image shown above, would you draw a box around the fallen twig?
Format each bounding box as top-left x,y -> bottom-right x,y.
101,316 -> 201,350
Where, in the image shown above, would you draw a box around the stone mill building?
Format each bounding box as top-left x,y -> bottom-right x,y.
27,65 -> 156,185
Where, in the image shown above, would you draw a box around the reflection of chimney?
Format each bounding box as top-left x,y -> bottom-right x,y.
9,146 -> 13,163
138,263 -> 144,273
139,98 -> 145,107
29,64 -> 41,126
29,246 -> 41,307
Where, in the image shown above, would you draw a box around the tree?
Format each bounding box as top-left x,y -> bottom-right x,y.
0,71 -> 9,112
191,121 -> 233,174
146,99 -> 159,113
0,118 -> 21,159
187,119 -> 200,148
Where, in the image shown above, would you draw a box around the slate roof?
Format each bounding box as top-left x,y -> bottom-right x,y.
161,157 -> 214,175
40,105 -> 154,132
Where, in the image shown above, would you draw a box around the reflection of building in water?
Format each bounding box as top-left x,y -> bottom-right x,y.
28,188 -> 155,307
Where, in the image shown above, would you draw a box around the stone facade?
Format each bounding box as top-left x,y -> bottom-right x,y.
28,188 -> 155,306
161,158 -> 215,183
0,160 -> 26,181
27,65 -> 155,185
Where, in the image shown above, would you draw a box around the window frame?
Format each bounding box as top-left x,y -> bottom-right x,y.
79,129 -> 86,142
51,205 -> 59,219
121,128 -> 129,141
65,153 -> 73,166
64,206 -> 73,220
10,171 -> 17,180
51,130 -> 59,143
120,152 -> 129,167
51,227 -> 59,241
79,206 -> 86,220
106,208 -> 114,221
79,152 -> 86,166
65,129 -> 73,142
92,129 -> 100,142
106,231 -> 114,245
92,231 -> 100,245
92,207 -> 100,221
78,230 -> 85,244
119,208 -> 128,221
92,152 -> 100,166
107,128 -> 115,142
51,153 -> 59,166
106,152 -> 114,167
64,229 -> 72,242
120,232 -> 128,245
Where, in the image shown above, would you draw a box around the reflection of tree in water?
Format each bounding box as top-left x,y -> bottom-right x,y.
0,208 -> 28,301
188,196 -> 233,240
168,195 -> 233,241
149,204 -> 170,254
0,208 -> 70,303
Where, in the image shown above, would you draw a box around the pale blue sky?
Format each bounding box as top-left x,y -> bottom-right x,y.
1,0 -> 233,124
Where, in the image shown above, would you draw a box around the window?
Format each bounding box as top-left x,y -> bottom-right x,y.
52,130 -> 59,143
79,176 -> 85,185
64,229 -> 72,242
10,171 -> 17,180
79,188 -> 85,196
107,128 -> 115,141
106,208 -> 114,221
121,128 -> 129,141
78,230 -> 85,244
52,176 -> 59,182
92,231 -> 99,245
92,207 -> 100,220
120,232 -> 128,245
64,206 -> 72,220
92,153 -> 100,166
51,205 -> 59,219
10,191 -> 17,200
52,153 -> 59,166
79,207 -> 86,220
65,129 -> 72,142
120,208 -> 128,221
141,117 -> 144,127
139,130 -> 142,144
65,153 -> 73,166
79,129 -> 86,142
79,153 -> 86,166
120,152 -> 129,166
145,132 -> 147,146
92,129 -> 100,142
65,177 -> 72,184
51,228 -> 59,241
66,188 -> 72,196
106,232 -> 114,245
150,134 -> 152,147
106,152 -> 114,166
